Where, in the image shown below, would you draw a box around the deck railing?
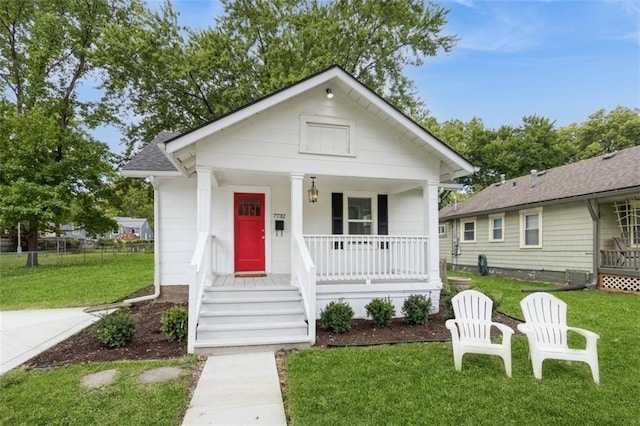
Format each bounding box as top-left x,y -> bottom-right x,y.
293,234 -> 316,344
303,235 -> 429,282
600,249 -> 640,269
187,232 -> 215,353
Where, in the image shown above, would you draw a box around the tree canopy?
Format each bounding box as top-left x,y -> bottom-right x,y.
98,0 -> 457,153
0,0 -> 139,262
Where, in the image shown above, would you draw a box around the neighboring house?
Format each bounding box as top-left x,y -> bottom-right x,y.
439,145 -> 640,292
111,217 -> 154,240
121,65 -> 475,353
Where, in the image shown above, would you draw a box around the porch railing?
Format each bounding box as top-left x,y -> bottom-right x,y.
187,232 -> 215,353
293,234 -> 316,344
600,249 -> 640,269
304,235 -> 429,282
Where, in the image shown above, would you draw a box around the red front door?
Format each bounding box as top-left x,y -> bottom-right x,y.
234,193 -> 266,272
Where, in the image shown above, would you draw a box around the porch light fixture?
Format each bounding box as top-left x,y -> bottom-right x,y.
325,88 -> 334,99
308,177 -> 319,203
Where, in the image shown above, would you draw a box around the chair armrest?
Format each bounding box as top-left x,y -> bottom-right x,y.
491,322 -> 514,336
566,326 -> 600,350
445,319 -> 457,331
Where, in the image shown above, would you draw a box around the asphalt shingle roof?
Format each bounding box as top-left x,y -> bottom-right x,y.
121,132 -> 180,172
440,145 -> 640,219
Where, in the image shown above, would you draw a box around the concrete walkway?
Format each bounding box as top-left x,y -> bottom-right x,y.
0,308 -> 103,375
182,352 -> 287,425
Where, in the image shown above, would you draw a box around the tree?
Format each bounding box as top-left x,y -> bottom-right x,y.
0,0 -> 139,265
99,0 -> 457,153
573,106 -> 640,160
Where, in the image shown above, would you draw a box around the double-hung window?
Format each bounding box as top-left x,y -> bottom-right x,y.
461,218 -> 476,243
346,196 -> 374,235
489,214 -> 505,242
520,208 -> 542,248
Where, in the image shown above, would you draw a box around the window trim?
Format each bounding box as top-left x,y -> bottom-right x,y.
461,218 -> 476,243
488,213 -> 505,242
519,208 -> 543,248
343,191 -> 377,235
438,224 -> 447,237
299,114 -> 356,157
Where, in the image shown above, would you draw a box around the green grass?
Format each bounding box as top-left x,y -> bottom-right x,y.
0,357 -> 199,426
286,275 -> 640,425
0,252 -> 154,310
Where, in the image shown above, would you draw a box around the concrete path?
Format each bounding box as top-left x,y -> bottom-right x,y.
0,308 -> 102,375
182,352 -> 287,425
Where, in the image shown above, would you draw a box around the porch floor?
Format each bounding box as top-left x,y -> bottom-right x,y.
211,274 -> 292,288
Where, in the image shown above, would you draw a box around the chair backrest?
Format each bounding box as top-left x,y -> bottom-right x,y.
613,237 -> 627,252
520,292 -> 568,347
451,290 -> 494,341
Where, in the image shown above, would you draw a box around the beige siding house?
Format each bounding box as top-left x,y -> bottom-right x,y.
439,145 -> 640,292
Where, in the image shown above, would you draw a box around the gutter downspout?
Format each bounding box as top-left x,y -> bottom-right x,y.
586,199 -> 599,289
123,176 -> 161,304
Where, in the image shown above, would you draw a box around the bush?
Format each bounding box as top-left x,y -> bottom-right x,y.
320,299 -> 354,333
161,306 -> 188,342
365,297 -> 395,327
90,308 -> 136,348
401,294 -> 432,325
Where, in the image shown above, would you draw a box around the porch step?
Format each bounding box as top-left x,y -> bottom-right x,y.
196,285 -> 309,350
193,336 -> 311,356
198,308 -> 305,326
197,321 -> 308,341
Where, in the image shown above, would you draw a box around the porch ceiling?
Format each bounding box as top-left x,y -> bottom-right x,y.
212,170 -> 427,194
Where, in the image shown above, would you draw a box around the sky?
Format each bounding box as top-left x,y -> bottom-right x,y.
98,0 -> 640,153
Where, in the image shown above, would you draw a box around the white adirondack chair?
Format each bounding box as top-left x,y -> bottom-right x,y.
518,292 -> 600,384
445,290 -> 514,377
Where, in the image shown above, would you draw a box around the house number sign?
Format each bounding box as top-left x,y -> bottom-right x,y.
273,213 -> 285,219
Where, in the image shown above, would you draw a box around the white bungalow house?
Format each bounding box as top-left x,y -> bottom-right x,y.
439,145 -> 640,292
122,66 -> 475,354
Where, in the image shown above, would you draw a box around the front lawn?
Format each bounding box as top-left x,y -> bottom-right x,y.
0,252 -> 153,310
0,357 -> 198,425
286,275 -> 640,425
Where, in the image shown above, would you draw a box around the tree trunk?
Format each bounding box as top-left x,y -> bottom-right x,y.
25,227 -> 39,267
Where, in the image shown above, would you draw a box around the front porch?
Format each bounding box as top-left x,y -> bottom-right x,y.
189,234 -> 441,353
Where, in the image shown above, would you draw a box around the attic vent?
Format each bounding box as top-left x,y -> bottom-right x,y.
603,152 -> 616,159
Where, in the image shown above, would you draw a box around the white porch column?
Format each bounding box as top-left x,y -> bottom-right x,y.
424,181 -> 442,286
290,172 -> 305,282
196,166 -> 213,234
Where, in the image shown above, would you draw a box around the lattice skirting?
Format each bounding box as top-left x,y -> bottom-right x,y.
599,274 -> 640,293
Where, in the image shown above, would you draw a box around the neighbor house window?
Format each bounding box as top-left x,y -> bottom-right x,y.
439,224 -> 447,237
489,214 -> 505,242
520,208 -> 542,248
461,218 -> 476,243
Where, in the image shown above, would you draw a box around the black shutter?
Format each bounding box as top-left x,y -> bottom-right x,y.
378,194 -> 388,248
332,193 -> 343,234
378,194 -> 388,235
332,193 -> 343,249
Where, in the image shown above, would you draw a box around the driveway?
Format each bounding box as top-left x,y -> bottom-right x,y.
0,308 -> 102,375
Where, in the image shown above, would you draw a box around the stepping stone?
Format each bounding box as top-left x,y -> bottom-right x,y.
138,367 -> 184,384
81,369 -> 119,389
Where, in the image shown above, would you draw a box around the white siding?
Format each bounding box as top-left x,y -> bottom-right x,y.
196,90 -> 440,182
157,177 -> 197,285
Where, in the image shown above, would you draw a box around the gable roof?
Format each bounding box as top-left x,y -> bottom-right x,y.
122,65 -> 475,181
440,145 -> 640,220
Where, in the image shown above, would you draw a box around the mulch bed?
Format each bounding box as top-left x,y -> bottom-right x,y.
24,296 -> 522,369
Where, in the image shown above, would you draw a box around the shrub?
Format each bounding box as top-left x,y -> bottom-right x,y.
320,299 -> 354,333
365,297 -> 395,327
401,294 -> 432,325
161,306 -> 188,342
90,308 -> 136,348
